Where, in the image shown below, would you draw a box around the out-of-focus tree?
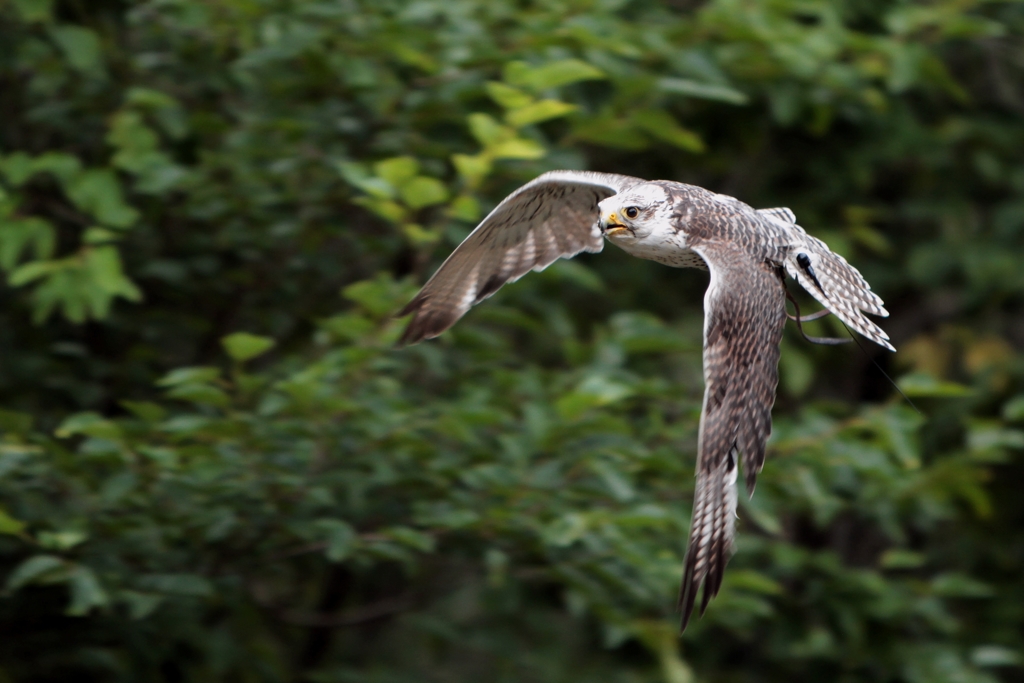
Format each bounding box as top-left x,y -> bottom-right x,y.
1,1 -> 1024,681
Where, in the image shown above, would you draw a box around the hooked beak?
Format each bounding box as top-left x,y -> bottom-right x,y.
600,212 -> 633,238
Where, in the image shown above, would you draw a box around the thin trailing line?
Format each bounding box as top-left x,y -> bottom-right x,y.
837,320 -> 922,415
785,289 -> 921,414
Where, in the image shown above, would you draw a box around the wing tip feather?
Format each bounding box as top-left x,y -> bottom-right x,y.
395,296 -> 459,347
677,551 -> 699,632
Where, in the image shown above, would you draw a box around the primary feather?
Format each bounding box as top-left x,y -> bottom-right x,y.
398,171 -> 641,345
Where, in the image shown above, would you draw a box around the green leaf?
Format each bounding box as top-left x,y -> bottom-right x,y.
490,138 -> 547,160
414,503 -> 479,529
119,590 -> 164,620
971,646 -> 1021,668
125,87 -> 179,110
29,267 -> 85,322
29,152 -> 82,183
631,110 -> 705,152
337,161 -> 395,199
0,216 -> 56,269
373,157 -> 419,186
931,573 -> 993,598
13,0 -> 54,23
145,105 -> 189,141
107,110 -> 159,155
467,113 -> 510,146
543,260 -> 605,293
657,78 -> 749,105
874,405 -> 924,468
504,59 -> 605,92
557,375 -> 633,419
632,620 -> 696,683
571,115 -> 650,150
119,400 -> 167,422
5,555 -> 67,591
342,273 -> 415,317
1002,395 -> 1024,421
779,342 -> 814,396
314,519 -> 358,562
543,512 -> 590,546
137,446 -> 178,469
0,507 -> 26,537
0,152 -> 36,186
351,196 -> 406,223
164,383 -> 230,408
107,109 -> 181,190
48,25 -> 103,75
880,549 -> 926,569
448,194 -> 481,221
724,570 -> 783,595
221,332 -> 276,362
898,373 -> 974,397
0,409 -> 33,435
385,527 -> 436,553
65,169 -> 139,229
8,259 -> 62,287
84,246 -> 142,299
485,81 -> 533,109
37,530 -> 88,550
156,367 -> 221,387
505,100 -> 577,128
55,411 -> 122,439
66,565 -> 109,616
390,43 -> 437,73
589,460 -> 634,502
82,227 -> 119,245
399,177 -> 448,210
741,495 -> 783,535
159,416 -> 213,435
967,421 -> 1024,455
451,154 -> 491,187
401,223 -> 441,246
318,313 -> 375,342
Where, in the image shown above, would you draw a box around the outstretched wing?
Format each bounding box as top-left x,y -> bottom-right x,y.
678,251 -> 787,631
398,171 -> 642,345
784,237 -> 892,350
756,208 -> 893,351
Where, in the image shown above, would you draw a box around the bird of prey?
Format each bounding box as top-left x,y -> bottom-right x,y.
396,170 -> 892,630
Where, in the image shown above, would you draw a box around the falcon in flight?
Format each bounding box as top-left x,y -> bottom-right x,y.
396,171 -> 892,630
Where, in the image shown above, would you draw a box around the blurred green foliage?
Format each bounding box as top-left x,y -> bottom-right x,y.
1,0 -> 1024,681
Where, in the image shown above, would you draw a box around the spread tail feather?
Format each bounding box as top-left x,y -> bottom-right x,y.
679,448 -> 738,631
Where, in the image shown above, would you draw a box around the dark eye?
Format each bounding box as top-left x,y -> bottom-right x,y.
624,206 -> 640,219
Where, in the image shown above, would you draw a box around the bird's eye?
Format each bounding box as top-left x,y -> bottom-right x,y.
624,206 -> 640,219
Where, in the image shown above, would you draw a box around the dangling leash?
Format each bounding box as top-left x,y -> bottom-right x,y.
784,290 -> 921,414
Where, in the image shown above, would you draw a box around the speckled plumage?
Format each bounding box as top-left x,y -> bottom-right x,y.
397,170 -> 893,631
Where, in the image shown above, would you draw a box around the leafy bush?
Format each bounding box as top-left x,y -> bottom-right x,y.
1,1 -> 1024,682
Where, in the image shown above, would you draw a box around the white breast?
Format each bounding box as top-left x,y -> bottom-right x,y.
608,231 -> 708,270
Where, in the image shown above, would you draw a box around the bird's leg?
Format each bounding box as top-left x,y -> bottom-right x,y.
788,307 -> 831,323
785,290 -> 851,346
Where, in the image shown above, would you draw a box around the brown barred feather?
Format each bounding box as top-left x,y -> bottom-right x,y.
398,171 -> 641,346
397,171 -> 894,632
677,252 -> 787,631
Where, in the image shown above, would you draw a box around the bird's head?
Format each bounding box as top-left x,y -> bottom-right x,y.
597,183 -> 675,244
